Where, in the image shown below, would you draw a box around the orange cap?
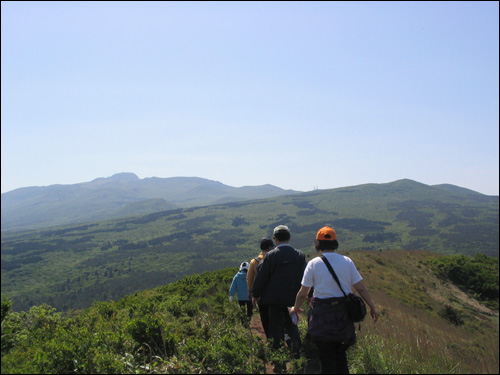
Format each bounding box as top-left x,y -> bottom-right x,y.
316,226 -> 337,241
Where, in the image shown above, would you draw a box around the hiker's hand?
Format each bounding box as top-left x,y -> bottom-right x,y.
289,306 -> 303,315
252,297 -> 260,307
229,296 -> 233,302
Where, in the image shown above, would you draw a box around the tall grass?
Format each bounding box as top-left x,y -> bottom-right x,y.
345,305 -> 499,374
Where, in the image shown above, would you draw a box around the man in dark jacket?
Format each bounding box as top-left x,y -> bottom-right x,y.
252,225 -> 306,356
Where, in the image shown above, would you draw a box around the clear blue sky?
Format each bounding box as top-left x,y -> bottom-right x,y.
2,1 -> 499,195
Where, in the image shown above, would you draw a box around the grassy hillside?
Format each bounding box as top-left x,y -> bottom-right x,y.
1,179 -> 498,313
1,250 -> 498,374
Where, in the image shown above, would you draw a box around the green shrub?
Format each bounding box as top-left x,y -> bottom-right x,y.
438,305 -> 465,326
126,315 -> 167,354
429,254 -> 499,302
1,296 -> 13,323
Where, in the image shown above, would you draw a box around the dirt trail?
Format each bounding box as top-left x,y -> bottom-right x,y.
250,314 -> 275,374
250,314 -> 267,340
250,314 -> 318,374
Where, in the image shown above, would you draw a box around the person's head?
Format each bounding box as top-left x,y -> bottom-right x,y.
273,225 -> 291,243
314,226 -> 339,252
260,237 -> 275,251
239,261 -> 249,272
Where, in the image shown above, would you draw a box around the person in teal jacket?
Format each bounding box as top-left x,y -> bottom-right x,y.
229,262 -> 253,319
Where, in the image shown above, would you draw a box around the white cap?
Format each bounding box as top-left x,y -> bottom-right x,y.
273,225 -> 290,235
239,261 -> 249,271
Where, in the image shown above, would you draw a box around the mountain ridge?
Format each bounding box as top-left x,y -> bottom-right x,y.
1,173 -> 300,231
3,174 -> 497,233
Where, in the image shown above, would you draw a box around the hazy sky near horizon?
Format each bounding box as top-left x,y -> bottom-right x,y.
2,1 -> 499,195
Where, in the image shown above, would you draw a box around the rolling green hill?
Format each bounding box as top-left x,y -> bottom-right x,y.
1,179 -> 498,313
1,173 -> 300,231
1,250 -> 498,374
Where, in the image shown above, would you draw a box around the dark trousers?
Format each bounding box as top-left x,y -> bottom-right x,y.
314,340 -> 350,374
238,300 -> 253,318
258,304 -> 270,339
268,305 -> 301,354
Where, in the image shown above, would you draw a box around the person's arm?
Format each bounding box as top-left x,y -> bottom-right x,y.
289,285 -> 311,316
251,256 -> 269,297
353,280 -> 379,323
229,276 -> 237,302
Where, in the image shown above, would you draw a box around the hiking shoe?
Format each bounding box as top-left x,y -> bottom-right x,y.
272,362 -> 286,374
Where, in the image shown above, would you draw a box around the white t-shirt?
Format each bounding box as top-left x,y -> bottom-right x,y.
301,252 -> 363,299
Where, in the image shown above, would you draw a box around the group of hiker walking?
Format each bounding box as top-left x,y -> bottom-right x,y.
229,225 -> 378,374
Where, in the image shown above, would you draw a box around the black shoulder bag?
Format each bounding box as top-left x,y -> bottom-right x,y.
320,255 -> 367,323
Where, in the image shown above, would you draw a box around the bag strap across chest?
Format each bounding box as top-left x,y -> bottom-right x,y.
320,255 -> 348,298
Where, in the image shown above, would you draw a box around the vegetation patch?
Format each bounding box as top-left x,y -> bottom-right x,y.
427,254 -> 499,310
332,218 -> 391,232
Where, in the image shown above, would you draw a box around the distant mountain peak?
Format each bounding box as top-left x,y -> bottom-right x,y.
90,172 -> 140,184
108,172 -> 140,181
